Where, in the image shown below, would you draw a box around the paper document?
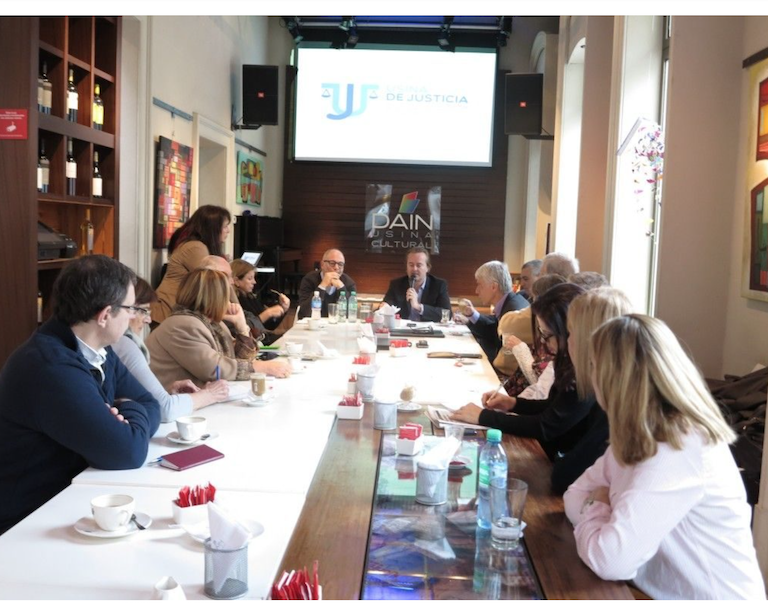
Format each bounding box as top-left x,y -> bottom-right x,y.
427,406 -> 489,431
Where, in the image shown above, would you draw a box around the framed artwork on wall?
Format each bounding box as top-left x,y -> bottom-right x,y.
236,150 -> 263,206
743,56 -> 768,302
153,136 -> 193,249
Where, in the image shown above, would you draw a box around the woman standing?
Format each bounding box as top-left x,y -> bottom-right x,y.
151,205 -> 232,324
564,315 -> 764,599
147,268 -> 291,387
111,278 -> 230,422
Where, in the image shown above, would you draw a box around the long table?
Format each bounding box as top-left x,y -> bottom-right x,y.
0,319 -> 632,599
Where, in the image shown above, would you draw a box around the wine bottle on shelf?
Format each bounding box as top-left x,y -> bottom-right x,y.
38,139 -> 50,193
37,65 -> 44,113
37,291 -> 43,325
66,138 -> 77,196
80,208 -> 94,256
92,83 -> 104,130
67,68 -> 78,123
92,151 -> 103,198
41,62 -> 52,114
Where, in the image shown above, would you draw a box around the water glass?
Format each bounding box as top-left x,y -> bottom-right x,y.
328,303 -> 338,324
441,308 -> 451,324
501,333 -> 520,356
444,425 -> 465,443
359,303 -> 372,323
490,478 -> 528,550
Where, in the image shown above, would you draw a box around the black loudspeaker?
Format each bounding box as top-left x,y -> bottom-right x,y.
505,73 -> 543,136
243,65 -> 279,126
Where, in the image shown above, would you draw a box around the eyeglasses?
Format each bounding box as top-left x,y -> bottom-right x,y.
323,260 -> 345,269
118,305 -> 151,317
538,328 -> 556,343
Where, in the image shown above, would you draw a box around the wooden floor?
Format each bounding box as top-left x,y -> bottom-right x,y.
277,405 -> 633,600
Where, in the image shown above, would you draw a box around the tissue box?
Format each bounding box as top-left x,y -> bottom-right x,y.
397,435 -> 424,456
337,403 -> 365,420
172,501 -> 208,525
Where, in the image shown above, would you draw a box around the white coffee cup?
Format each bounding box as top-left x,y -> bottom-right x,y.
91,494 -> 135,532
289,357 -> 303,372
285,342 -> 303,356
308,318 -> 320,331
175,416 -> 207,442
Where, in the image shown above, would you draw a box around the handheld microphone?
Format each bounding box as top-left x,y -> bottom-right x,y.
409,275 -> 415,290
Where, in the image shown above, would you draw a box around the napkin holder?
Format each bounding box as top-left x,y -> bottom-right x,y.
397,435 -> 424,456
337,402 -> 364,420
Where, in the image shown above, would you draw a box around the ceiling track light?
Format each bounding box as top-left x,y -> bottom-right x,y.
437,16 -> 455,52
286,18 -> 303,44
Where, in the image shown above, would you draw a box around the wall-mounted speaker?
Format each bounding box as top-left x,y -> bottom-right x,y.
504,73 -> 545,137
243,65 -> 279,126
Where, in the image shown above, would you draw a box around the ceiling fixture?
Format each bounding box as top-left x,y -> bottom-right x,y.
437,17 -> 455,52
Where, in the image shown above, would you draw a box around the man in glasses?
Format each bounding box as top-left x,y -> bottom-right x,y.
298,248 -> 357,319
0,255 -> 160,535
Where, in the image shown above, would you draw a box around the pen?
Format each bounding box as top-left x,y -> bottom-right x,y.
146,456 -> 163,465
483,381 -> 505,409
215,365 -> 220,381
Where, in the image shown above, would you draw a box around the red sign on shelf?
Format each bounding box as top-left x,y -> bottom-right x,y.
0,109 -> 29,140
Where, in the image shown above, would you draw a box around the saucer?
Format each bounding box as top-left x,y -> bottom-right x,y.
397,402 -> 422,413
180,518 -> 265,543
74,512 -> 152,538
166,431 -> 218,445
244,392 -> 276,407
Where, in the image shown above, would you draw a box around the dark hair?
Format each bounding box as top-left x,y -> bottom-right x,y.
52,255 -> 136,326
134,277 -> 158,305
530,282 -> 585,392
406,246 -> 431,268
168,205 -> 231,257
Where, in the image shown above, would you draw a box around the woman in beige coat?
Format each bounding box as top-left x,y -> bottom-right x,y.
147,268 -> 291,388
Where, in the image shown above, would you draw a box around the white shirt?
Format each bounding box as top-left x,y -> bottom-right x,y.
76,336 -> 107,384
563,430 -> 765,599
518,360 -> 554,400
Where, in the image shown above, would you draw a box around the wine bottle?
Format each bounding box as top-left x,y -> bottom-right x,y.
80,208 -> 94,256
92,83 -> 104,130
41,62 -> 52,114
92,150 -> 103,198
37,64 -> 44,113
38,139 -> 50,193
67,68 -> 78,122
66,138 -> 77,196
37,291 -> 43,325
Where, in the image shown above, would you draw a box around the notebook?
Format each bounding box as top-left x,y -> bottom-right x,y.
159,445 -> 225,471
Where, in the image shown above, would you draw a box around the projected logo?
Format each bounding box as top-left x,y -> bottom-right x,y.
322,83 -> 379,120
398,192 -> 420,214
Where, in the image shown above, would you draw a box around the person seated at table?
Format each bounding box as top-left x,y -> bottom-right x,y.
569,271 -> 609,290
541,251 -> 579,279
0,255 -> 161,535
297,248 -> 356,319
231,258 -> 290,342
494,274 -> 566,396
451,283 -> 593,467
519,258 -> 542,302
383,246 -> 451,322
454,260 -> 529,361
147,268 -> 291,388
151,204 -> 232,324
564,315 -> 765,599
111,277 -> 230,422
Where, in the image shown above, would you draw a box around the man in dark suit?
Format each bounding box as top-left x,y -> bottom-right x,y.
383,246 -> 451,322
456,260 -> 529,360
297,248 -> 357,319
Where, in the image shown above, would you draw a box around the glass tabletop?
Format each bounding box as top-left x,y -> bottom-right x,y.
362,434 -> 543,600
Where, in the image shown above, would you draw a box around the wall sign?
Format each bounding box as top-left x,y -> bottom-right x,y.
0,109 -> 28,140
364,184 -> 441,254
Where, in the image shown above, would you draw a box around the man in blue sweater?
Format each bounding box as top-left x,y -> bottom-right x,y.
0,255 -> 161,534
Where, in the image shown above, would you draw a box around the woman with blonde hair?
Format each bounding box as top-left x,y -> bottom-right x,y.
564,314 -> 764,599
147,268 -> 291,387
230,258 -> 290,344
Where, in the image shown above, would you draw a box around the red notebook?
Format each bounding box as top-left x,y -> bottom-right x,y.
159,445 -> 224,471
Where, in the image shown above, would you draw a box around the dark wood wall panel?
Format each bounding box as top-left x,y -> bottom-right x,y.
282,70 -> 509,298
0,18 -> 38,368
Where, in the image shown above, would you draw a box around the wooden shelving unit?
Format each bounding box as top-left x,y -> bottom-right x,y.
0,16 -> 121,367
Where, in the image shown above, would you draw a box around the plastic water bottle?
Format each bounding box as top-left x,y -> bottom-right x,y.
477,428 -> 507,529
348,290 -> 358,323
338,291 -> 347,323
310,290 -> 322,320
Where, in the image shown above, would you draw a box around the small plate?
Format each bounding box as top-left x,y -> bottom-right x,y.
397,402 -> 422,413
74,512 -> 152,538
166,431 -> 218,445
179,518 -> 265,543
243,392 -> 276,407
449,455 -> 472,470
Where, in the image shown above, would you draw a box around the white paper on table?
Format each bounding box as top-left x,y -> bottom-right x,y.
223,381 -> 252,402
312,340 -> 339,359
357,337 -> 376,353
207,502 -> 252,593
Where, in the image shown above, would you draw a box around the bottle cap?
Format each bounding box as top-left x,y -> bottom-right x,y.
486,429 -> 502,443
313,290 -> 319,296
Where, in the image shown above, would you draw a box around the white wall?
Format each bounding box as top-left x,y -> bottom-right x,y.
722,15 -> 768,375
655,16 -> 744,378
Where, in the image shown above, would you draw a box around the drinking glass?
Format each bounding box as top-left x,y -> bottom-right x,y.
490,479 -> 528,550
440,309 -> 451,324
501,333 -> 520,356
328,303 -> 338,324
